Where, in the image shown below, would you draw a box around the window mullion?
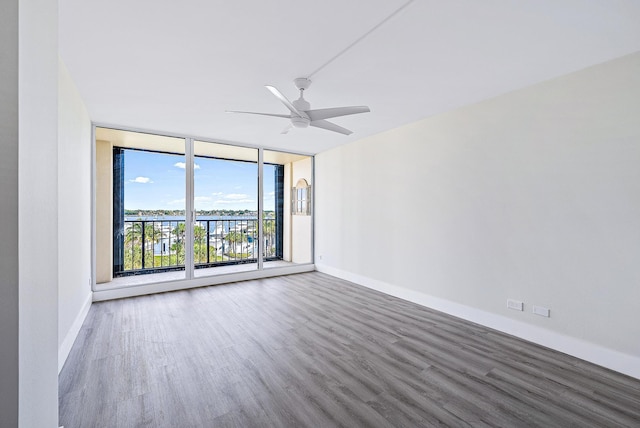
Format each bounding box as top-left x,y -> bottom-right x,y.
258,148 -> 264,270
185,137 -> 195,279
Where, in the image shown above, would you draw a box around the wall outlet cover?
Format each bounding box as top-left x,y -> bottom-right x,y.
533,305 -> 550,317
507,299 -> 523,311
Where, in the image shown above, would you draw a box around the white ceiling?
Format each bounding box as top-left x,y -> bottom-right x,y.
60,0 -> 640,154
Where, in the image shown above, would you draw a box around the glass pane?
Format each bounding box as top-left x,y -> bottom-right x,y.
95,127 -> 186,289
193,141 -> 258,277
263,163 -> 278,259
264,150 -> 313,267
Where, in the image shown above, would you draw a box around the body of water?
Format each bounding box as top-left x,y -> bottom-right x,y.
125,215 -> 258,221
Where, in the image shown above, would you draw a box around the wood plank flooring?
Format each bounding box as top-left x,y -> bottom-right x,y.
59,272 -> 640,427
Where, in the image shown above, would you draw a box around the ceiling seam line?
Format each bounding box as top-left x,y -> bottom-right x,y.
306,0 -> 416,79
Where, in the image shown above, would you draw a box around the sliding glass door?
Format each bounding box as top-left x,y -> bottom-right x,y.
193,141 -> 258,277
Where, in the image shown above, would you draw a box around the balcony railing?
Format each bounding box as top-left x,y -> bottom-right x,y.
116,218 -> 278,276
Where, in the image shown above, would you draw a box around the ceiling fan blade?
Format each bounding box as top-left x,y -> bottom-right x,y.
281,123 -> 293,134
265,85 -> 305,117
226,110 -> 291,119
310,119 -> 353,135
307,106 -> 370,121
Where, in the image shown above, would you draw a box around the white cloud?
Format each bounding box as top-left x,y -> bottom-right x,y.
210,192 -> 255,205
168,196 -> 211,206
225,193 -> 249,200
263,191 -> 275,203
174,162 -> 200,169
169,194 -> 254,207
214,199 -> 253,204
130,176 -> 153,183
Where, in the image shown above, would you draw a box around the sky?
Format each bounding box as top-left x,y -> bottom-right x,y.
124,149 -> 275,211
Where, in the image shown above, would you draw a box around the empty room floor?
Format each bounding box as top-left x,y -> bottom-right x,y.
59,272 -> 640,427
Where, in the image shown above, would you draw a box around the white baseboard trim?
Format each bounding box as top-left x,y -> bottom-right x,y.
58,292 -> 92,374
315,264 -> 640,380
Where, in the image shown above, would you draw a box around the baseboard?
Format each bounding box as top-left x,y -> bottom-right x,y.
315,264 -> 640,380
58,292 -> 92,374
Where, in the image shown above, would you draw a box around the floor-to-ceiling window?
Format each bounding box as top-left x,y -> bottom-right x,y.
116,148 -> 188,275
96,128 -> 187,287
94,127 -> 313,293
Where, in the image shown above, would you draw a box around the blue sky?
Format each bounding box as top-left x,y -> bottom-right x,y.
124,150 -> 275,211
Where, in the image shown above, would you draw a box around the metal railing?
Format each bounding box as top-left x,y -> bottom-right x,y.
117,218 -> 278,276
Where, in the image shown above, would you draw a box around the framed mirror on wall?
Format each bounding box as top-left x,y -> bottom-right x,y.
292,179 -> 311,216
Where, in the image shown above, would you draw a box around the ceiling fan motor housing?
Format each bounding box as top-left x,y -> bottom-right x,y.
291,116 -> 310,128
293,97 -> 310,112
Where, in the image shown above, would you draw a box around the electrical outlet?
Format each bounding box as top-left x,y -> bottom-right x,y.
533,305 -> 550,317
507,299 -> 523,311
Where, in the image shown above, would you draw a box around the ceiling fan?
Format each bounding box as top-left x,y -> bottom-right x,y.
227,78 -> 370,135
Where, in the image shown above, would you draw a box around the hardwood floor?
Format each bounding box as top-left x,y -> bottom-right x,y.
59,272 -> 640,427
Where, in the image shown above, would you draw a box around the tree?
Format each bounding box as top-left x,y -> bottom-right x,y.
262,216 -> 276,257
123,221 -> 163,270
225,230 -> 248,244
225,230 -> 248,258
124,222 -> 143,270
171,222 -> 186,265
143,222 -> 158,268
193,224 -> 207,263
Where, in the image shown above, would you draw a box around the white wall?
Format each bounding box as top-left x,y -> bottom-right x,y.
18,0 -> 60,424
58,59 -> 93,373
291,157 -> 313,263
316,52 -> 640,379
95,140 -> 113,283
0,0 -> 20,424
